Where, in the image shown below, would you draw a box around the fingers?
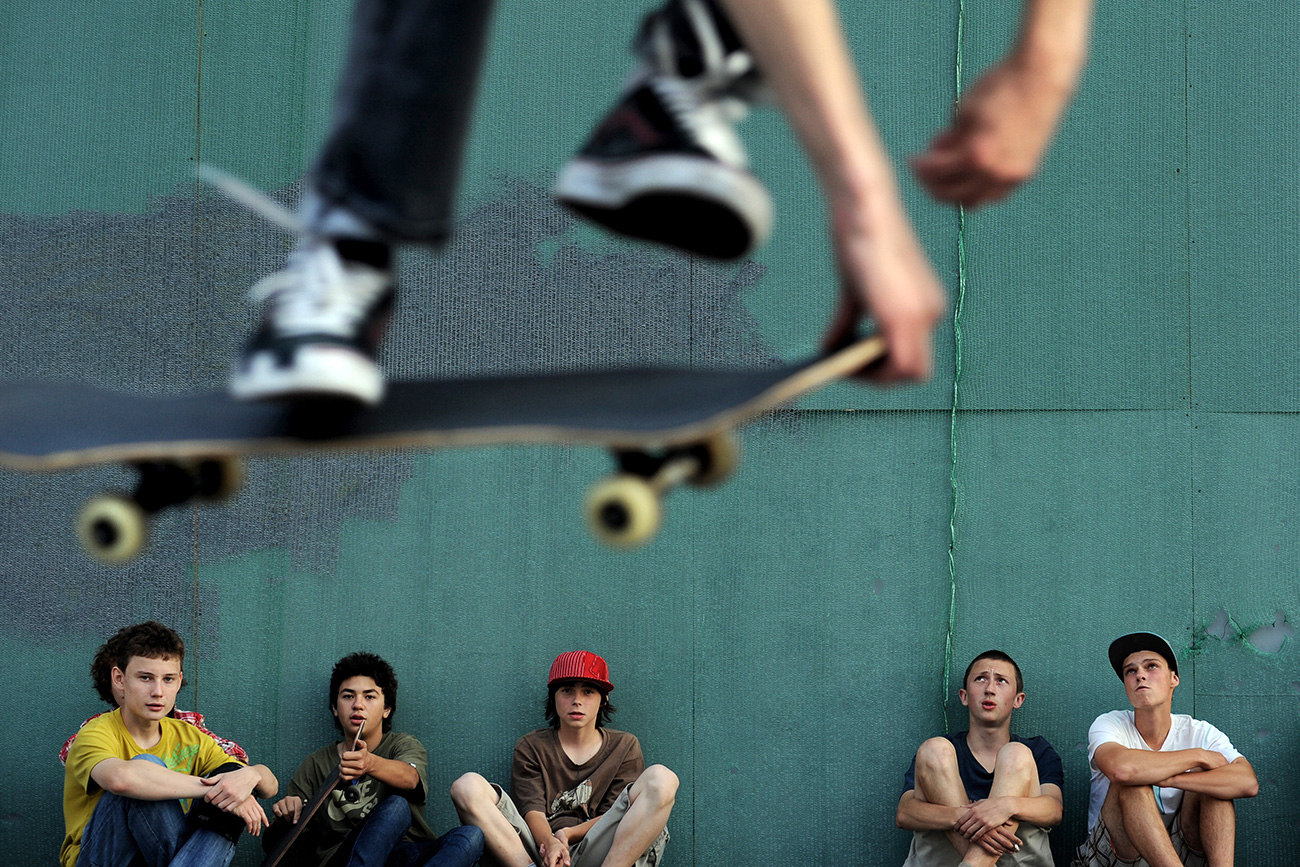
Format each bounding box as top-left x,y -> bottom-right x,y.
911,147 -> 1017,208
272,796 -> 304,824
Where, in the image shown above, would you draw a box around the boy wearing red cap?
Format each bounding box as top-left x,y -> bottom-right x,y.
1070,632 -> 1258,867
451,650 -> 677,867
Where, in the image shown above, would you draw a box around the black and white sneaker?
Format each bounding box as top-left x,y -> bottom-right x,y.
230,240 -> 394,405
553,0 -> 772,261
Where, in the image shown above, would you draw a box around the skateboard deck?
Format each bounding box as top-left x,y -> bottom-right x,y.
259,764 -> 342,867
0,335 -> 885,559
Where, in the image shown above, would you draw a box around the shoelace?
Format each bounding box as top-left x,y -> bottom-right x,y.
648,73 -> 751,167
200,165 -> 389,336
247,243 -> 389,336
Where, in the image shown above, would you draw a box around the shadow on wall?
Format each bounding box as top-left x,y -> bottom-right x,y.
0,178 -> 778,638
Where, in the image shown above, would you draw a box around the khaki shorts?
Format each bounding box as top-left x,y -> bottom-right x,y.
901,824 -> 1053,867
492,784 -> 669,867
1069,809 -> 1206,867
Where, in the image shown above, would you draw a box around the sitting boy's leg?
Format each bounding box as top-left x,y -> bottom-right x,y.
570,765 -> 677,867
1095,783 -> 1183,867
1179,791 -> 1235,867
449,773 -> 536,867
79,755 -> 238,867
322,795 -> 411,867
983,743 -> 1050,867
79,786 -> 188,867
908,737 -> 977,864
389,825 -> 485,867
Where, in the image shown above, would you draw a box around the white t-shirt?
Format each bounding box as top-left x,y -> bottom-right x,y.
1085,709 -> 1243,830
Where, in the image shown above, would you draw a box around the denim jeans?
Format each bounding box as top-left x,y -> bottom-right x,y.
77,755 -> 237,867
325,796 -> 484,867
311,0 -> 499,241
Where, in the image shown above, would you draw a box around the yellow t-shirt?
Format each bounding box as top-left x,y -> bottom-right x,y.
60,709 -> 241,867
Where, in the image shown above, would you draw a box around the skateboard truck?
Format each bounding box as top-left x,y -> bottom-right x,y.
584,432 -> 739,549
76,458 -> 243,564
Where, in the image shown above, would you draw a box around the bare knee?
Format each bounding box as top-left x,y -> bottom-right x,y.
993,742 -> 1036,782
450,772 -> 496,811
915,737 -> 958,775
634,765 -> 679,805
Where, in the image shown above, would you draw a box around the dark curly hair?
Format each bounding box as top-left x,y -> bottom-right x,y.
544,680 -> 616,730
330,652 -> 398,733
91,622 -> 187,706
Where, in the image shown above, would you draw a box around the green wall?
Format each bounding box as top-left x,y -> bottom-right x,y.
1,1 -> 1297,865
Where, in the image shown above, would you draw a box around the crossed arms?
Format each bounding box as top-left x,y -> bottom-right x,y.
1093,743 -> 1259,800
91,757 -> 278,835
896,784 -> 1063,856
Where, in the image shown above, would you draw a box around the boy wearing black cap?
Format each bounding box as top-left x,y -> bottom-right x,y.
1070,632 -> 1258,867
451,650 -> 677,867
896,650 -> 1063,867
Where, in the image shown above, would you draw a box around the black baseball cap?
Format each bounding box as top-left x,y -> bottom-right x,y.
1108,632 -> 1178,679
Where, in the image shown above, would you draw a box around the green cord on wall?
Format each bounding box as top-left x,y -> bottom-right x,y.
942,0 -> 968,733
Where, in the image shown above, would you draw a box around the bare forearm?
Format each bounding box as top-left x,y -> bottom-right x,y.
92,759 -> 209,800
1012,0 -> 1093,86
716,0 -> 899,208
249,764 -> 278,798
1004,794 -> 1062,829
524,811 -> 555,847
559,817 -> 598,843
1098,746 -> 1224,787
1160,758 -> 1259,800
896,793 -> 962,832
365,756 -> 420,792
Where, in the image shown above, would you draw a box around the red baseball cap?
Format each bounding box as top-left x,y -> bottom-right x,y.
548,650 -> 613,692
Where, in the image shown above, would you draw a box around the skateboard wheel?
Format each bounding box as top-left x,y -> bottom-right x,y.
585,475 -> 662,549
690,433 -> 740,487
190,457 -> 243,501
77,495 -> 148,565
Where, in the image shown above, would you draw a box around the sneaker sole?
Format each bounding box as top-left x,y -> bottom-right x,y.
230,347 -> 385,406
553,154 -> 773,260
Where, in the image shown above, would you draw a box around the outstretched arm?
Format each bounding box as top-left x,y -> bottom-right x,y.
717,0 -> 947,384
911,0 -> 1093,206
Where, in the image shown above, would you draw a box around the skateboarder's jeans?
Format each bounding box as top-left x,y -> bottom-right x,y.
77,755 -> 236,867
326,796 -> 484,867
311,0 -> 499,242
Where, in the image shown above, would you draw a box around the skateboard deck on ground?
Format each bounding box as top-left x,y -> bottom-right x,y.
259,764 -> 342,867
0,335 -> 885,561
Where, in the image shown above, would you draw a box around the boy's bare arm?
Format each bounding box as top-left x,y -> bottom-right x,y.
90,757 -> 213,800
1154,756 -> 1259,800
912,0 -> 1094,206
1094,742 -> 1229,786
956,783 -> 1063,835
896,789 -> 965,831
716,0 -> 946,384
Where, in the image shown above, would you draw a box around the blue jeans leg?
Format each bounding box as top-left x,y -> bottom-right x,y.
76,754 -> 237,867
394,826 -> 484,867
311,0 -> 499,241
326,795 -> 412,867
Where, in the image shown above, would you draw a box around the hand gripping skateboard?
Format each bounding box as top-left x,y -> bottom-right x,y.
259,764 -> 342,867
260,721 -> 366,867
0,336 -> 885,563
